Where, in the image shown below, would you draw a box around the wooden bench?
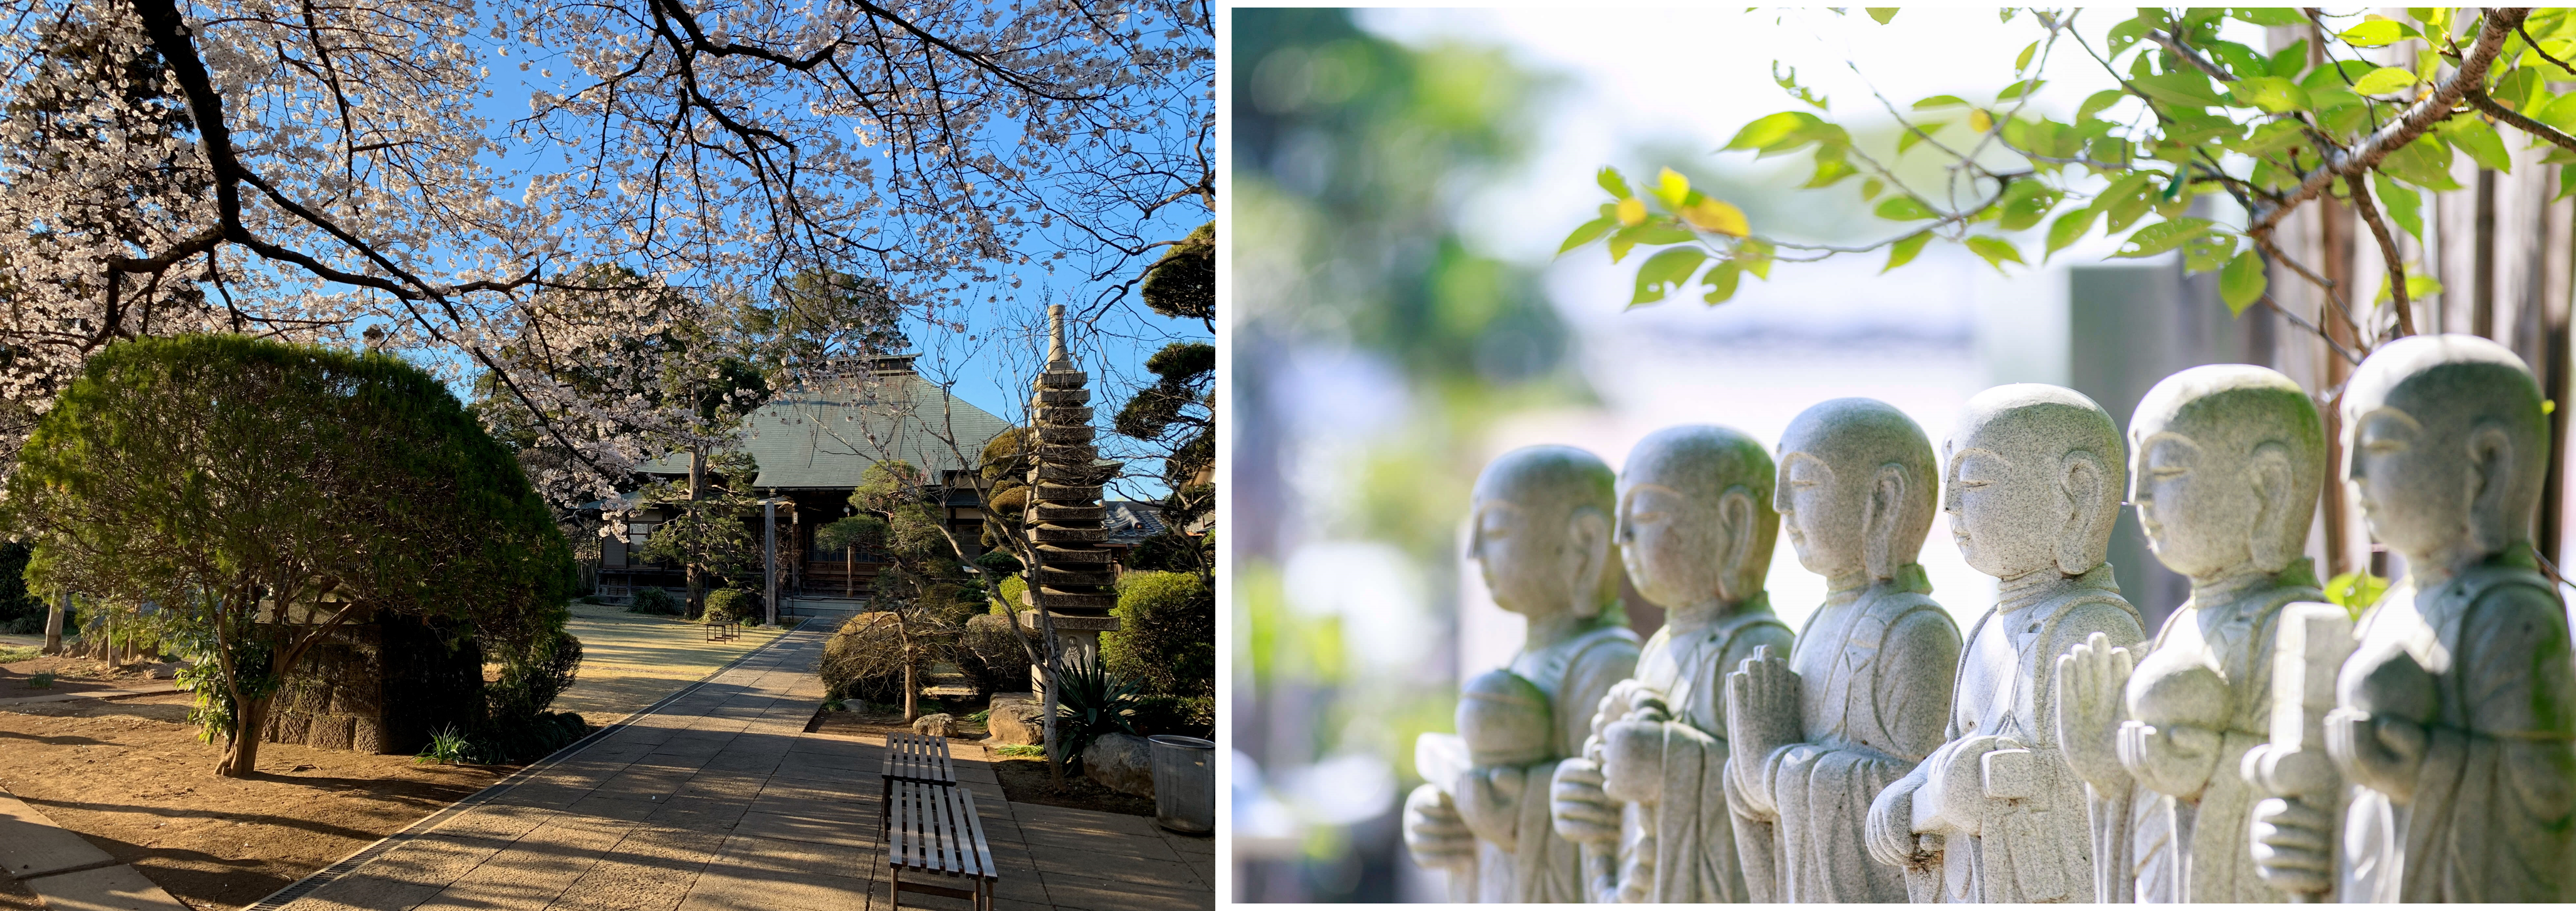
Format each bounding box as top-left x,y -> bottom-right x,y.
879,732 -> 956,831
887,779 -> 997,911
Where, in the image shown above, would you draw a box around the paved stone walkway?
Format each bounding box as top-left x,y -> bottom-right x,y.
275,627 -> 1213,911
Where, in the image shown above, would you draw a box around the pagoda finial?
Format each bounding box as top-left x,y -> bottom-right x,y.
1045,304 -> 1072,370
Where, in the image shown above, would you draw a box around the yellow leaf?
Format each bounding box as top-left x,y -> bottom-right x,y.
1969,108 -> 1994,133
1655,167 -> 1692,211
1616,197 -> 1647,226
1682,198 -> 1750,237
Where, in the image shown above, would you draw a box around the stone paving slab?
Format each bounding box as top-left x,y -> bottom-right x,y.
19,865 -> 191,911
273,626 -> 1213,911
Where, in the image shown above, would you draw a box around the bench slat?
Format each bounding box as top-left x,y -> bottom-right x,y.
955,784 -> 995,880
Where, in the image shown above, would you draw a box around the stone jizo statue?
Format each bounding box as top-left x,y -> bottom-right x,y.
1720,398 -> 1960,903
1403,445 -> 1641,903
1866,383 -> 2144,903
2244,334 -> 2576,902
1546,425 -> 1791,903
2051,365 -> 2325,902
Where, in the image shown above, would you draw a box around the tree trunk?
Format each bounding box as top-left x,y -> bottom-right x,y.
688,445 -> 707,617
217,694 -> 270,777
903,643 -> 918,723
41,591 -> 63,655
99,613 -> 119,674
844,547 -> 854,598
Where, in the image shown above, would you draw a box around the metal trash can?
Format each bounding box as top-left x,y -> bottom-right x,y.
1148,734 -> 1214,833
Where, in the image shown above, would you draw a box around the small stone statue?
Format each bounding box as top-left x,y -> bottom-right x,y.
2244,335 -> 2576,902
1722,398 -> 1961,903
1547,425 -> 1793,903
2051,365 -> 2325,902
1403,445 -> 1642,903
1866,384 -> 2144,903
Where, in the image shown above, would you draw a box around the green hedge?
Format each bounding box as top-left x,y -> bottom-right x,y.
1102,571 -> 1213,697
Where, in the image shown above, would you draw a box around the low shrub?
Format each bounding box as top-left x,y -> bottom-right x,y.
28,670 -> 55,689
704,588 -> 751,624
1131,694 -> 1215,739
818,612 -> 908,704
416,726 -> 470,764
577,595 -> 604,605
465,711 -> 589,764
956,613 -> 1032,695
488,629 -> 582,722
627,587 -> 681,615
1102,571 -> 1213,697
0,644 -> 39,664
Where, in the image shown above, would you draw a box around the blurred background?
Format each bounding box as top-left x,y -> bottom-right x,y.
1227,7 -> 2575,902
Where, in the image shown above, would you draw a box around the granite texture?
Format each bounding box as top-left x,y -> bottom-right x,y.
1401,445 -> 1640,903
1722,399 -> 1958,903
1544,425 -> 1791,903
2052,364 -> 2325,902
1867,383 -> 2144,903
2247,334 -> 2576,902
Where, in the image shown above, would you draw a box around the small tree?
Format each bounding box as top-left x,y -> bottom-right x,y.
846,460 -> 983,722
1114,341 -> 1215,580
637,451 -> 764,616
6,335 -> 572,777
815,516 -> 887,600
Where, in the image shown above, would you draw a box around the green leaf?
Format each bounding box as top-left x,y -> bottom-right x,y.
2234,8 -> 2307,27
1804,155 -> 1860,188
1860,177 -> 1885,200
2014,41 -> 2040,73
2323,571 -> 2389,618
2131,70 -> 2229,108
2444,120 -> 2512,172
1723,111 -> 1828,153
2380,137 -> 2463,191
2340,19 -> 2406,47
1998,78 -> 2047,102
1630,247 -> 1708,306
1883,231 -> 1931,273
2348,66 -> 2418,95
1557,216 -> 1616,257
2267,39 -> 2311,80
1997,180 -> 2058,232
2371,172 -> 2424,240
2076,89 -> 2127,122
1964,236 -> 2024,273
2219,250 -> 2267,314
2226,76 -> 2313,113
2375,273 -> 2444,305
1701,260 -> 1744,305
1866,8 -> 1898,24
1736,238 -> 1776,280
2045,206 -> 2101,260
2208,39 -> 2272,79
2112,217 -> 2216,258
1653,167 -> 1692,211
2183,232 -> 2239,274
1898,122 -> 1951,154
1912,95 -> 1972,110
1598,167 -> 1632,200
1875,196 -> 1942,221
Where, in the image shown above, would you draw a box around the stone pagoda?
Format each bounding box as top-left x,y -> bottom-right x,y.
1020,304 -> 1119,697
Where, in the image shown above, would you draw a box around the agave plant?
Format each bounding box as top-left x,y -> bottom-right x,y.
1049,651 -> 1140,774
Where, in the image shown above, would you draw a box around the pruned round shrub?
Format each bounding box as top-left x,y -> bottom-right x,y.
704,588 -> 751,624
628,587 -> 681,615
1133,694 -> 1214,739
958,613 -> 1032,695
1102,571 -> 1213,697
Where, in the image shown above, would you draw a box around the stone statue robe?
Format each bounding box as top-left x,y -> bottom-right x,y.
1606,601 -> 1792,903
2333,556 -> 2576,903
1903,563 -> 2142,903
2110,565 -> 2320,903
1475,622 -> 1640,903
1727,569 -> 1958,903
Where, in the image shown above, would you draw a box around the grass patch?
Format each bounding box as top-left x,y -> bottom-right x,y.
0,645 -> 40,664
28,671 -> 56,689
995,744 -> 1045,758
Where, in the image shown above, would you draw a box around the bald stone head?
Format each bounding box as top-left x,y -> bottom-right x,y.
2342,334 -> 2549,565
1469,445 -> 1621,622
1776,398 -> 1940,583
1617,424 -> 1778,610
1945,384 -> 2126,579
2130,365 -> 2325,580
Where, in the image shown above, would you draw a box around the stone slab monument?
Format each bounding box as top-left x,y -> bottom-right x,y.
1721,398 -> 1960,903
1402,445 -> 1639,903
2051,364 -> 2326,902
1867,383 -> 2145,903
1545,425 -> 1791,903
2244,334 -> 2576,902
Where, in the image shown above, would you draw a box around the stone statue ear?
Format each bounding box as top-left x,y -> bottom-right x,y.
2246,442 -> 2301,572
2056,451 -> 2107,575
1566,506 -> 1612,618
2464,423 -> 2518,553
1861,463 -> 1907,580
1715,486 -> 1756,601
